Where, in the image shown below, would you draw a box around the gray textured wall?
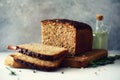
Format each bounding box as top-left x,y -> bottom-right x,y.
0,0 -> 120,51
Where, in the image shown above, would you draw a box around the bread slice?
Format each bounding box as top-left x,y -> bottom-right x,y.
41,19 -> 93,55
61,49 -> 108,68
4,54 -> 26,68
9,53 -> 63,71
8,43 -> 68,61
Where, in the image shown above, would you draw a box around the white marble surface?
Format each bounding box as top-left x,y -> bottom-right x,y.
0,51 -> 120,80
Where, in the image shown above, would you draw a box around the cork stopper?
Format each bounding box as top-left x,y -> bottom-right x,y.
96,14 -> 104,21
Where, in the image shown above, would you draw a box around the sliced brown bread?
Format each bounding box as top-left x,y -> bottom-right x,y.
41,19 -> 93,55
61,49 -> 108,68
5,49 -> 108,69
8,43 -> 68,61
10,53 -> 63,71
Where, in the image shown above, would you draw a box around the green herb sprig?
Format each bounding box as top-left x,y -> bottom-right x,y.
88,55 -> 120,67
6,67 -> 17,76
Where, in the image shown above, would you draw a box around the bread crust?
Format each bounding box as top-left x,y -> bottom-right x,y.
41,19 -> 92,30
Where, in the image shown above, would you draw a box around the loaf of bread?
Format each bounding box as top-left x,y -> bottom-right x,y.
41,19 -> 93,55
8,43 -> 68,61
10,53 -> 63,71
61,49 -> 108,68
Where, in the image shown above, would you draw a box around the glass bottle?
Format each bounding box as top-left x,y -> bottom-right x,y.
92,14 -> 108,49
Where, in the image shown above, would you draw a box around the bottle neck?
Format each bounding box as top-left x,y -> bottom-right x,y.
95,20 -> 104,32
